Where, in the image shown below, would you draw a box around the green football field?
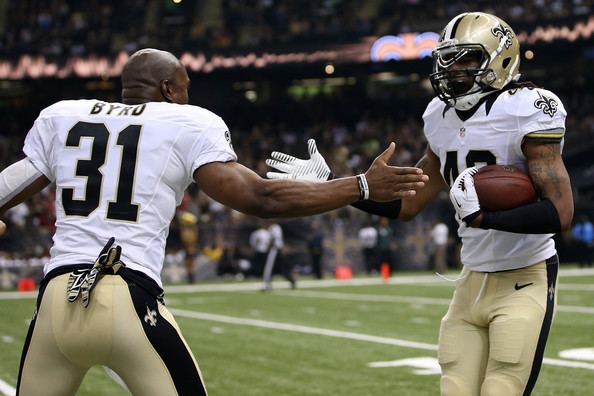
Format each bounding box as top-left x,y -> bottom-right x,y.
1,268 -> 593,396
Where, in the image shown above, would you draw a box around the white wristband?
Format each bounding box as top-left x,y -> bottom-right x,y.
356,174 -> 370,201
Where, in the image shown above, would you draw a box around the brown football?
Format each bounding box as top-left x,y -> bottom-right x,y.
473,165 -> 537,211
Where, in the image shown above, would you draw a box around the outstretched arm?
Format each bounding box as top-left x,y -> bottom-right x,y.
194,142 -> 428,218
399,147 -> 447,220
351,147 -> 446,220
0,158 -> 51,216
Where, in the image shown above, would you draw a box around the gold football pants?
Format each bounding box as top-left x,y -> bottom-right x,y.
16,271 -> 207,396
438,256 -> 558,396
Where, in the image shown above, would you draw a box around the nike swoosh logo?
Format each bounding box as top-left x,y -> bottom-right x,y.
453,196 -> 462,208
515,282 -> 534,290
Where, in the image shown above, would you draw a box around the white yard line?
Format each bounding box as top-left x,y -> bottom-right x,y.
0,378 -> 15,396
166,275 -> 447,293
557,268 -> 594,276
559,284 -> 594,291
557,305 -> 594,314
274,290 -> 453,305
170,308 -> 437,351
272,290 -> 594,315
1,282 -> 592,314
170,308 -> 594,371
1,278 -> 593,314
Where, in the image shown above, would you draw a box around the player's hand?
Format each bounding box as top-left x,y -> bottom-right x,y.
266,139 -> 332,181
364,142 -> 428,201
0,220 -> 5,236
450,167 -> 481,225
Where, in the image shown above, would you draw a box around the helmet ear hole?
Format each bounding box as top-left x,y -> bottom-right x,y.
502,57 -> 511,69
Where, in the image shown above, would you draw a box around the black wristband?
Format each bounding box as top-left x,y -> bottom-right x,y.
350,199 -> 402,219
480,199 -> 561,234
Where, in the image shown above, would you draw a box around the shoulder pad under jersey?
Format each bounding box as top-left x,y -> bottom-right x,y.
499,87 -> 566,139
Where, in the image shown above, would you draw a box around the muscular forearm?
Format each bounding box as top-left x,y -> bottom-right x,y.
524,141 -> 574,230
196,155 -> 426,219
251,177 -> 362,218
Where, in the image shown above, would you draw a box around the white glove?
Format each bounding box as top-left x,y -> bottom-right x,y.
449,167 -> 481,225
266,139 -> 332,181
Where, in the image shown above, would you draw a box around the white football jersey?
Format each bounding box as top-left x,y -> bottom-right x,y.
23,100 -> 237,286
423,87 -> 566,272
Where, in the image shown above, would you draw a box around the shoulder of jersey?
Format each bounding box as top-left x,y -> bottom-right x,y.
422,97 -> 446,121
39,100 -> 223,128
38,99 -> 96,118
147,102 -> 223,128
496,87 -> 566,119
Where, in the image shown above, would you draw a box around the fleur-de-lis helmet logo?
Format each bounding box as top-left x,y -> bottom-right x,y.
534,92 -> 559,118
491,23 -> 514,49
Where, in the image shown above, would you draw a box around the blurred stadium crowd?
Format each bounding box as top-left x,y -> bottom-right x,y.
1,0 -> 593,287
2,0 -> 593,57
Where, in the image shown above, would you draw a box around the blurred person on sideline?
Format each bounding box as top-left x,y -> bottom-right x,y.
358,219 -> 378,274
376,217 -> 394,272
572,214 -> 593,267
431,220 -> 449,274
307,220 -> 325,279
178,211 -> 199,283
249,220 -> 271,278
0,48 -> 427,396
261,221 -> 296,291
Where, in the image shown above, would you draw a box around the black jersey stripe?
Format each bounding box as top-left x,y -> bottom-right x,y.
522,255 -> 558,396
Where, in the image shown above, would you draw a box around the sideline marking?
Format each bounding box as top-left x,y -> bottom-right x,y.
559,348 -> 594,361
2,284 -> 593,314
170,308 -> 594,371
272,290 -> 594,315
171,308 -> 437,351
274,290 -> 452,305
104,367 -> 130,392
0,378 -> 15,396
560,284 -> 594,291
2,268 -> 594,299
368,357 -> 441,375
1,288 -> 593,316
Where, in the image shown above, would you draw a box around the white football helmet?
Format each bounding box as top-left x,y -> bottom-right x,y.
430,12 -> 521,110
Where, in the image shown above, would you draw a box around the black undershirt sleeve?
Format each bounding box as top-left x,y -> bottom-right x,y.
350,199 -> 402,219
479,199 -> 561,234
334,169 -> 402,219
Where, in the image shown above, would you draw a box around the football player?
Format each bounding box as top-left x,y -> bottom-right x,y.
266,12 -> 573,396
0,48 -> 428,396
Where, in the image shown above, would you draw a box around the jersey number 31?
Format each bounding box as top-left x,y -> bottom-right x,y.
62,121 -> 140,222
